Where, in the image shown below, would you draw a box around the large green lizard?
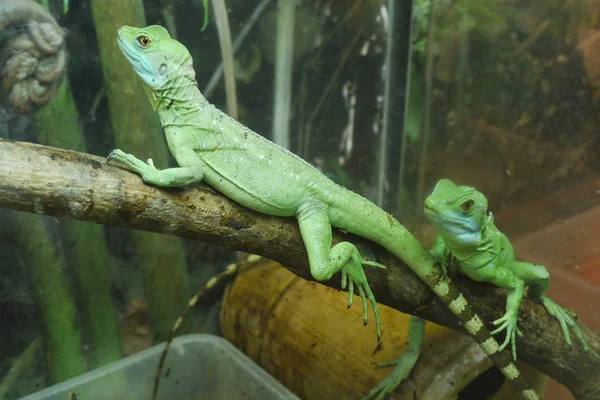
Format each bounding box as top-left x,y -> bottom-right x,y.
108,25 -> 540,400
366,179 -> 597,399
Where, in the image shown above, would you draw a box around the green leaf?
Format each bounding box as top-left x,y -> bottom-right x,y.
202,0 -> 210,31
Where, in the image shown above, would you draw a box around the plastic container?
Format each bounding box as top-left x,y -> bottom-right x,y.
18,334 -> 298,400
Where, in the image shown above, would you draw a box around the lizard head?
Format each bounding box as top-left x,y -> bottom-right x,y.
424,179 -> 489,246
117,25 -> 196,91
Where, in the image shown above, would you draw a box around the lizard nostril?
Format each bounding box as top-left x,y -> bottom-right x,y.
424,197 -> 435,209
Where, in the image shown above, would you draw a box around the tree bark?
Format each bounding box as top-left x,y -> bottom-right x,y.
0,139 -> 598,399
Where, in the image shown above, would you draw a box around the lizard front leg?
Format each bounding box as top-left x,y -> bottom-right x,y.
296,199 -> 385,340
429,236 -> 451,276
477,267 -> 525,360
515,261 -> 598,357
107,147 -> 204,187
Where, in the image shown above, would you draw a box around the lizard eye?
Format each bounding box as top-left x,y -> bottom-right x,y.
137,36 -> 152,47
461,199 -> 474,212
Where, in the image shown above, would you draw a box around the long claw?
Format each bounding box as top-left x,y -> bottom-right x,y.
364,285 -> 381,341
106,149 -> 120,162
347,279 -> 355,308
358,285 -> 368,325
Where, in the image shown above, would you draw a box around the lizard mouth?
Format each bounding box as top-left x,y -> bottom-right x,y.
116,34 -> 158,88
116,35 -> 141,64
425,209 -> 479,233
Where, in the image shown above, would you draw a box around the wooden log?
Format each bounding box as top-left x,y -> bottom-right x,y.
221,259 -> 547,399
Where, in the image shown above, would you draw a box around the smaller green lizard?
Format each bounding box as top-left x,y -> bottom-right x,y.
424,179 -> 596,361
365,179 -> 597,399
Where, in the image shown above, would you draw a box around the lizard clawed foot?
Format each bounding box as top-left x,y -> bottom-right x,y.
428,241 -> 451,278
361,353 -> 419,400
491,311 -> 522,360
331,243 -> 385,341
539,297 -> 599,358
437,257 -> 449,278
361,316 -> 424,400
107,149 -> 159,180
107,149 -> 136,166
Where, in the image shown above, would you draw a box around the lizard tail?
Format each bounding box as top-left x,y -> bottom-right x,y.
152,263 -> 240,400
431,275 -> 539,400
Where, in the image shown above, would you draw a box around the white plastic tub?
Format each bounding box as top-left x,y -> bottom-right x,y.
18,334 -> 298,400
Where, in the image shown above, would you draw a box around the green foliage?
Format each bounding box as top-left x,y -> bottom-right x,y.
412,0 -> 509,54
202,0 -> 210,31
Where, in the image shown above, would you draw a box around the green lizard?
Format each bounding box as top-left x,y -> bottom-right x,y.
425,179 -> 595,360
108,25 -> 540,400
366,179 -> 597,399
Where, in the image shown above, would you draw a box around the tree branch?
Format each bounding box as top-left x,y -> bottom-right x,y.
0,139 -> 598,399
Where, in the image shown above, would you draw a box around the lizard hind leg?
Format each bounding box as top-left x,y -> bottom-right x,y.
361,316 -> 425,400
538,296 -> 598,357
539,296 -> 598,356
296,201 -> 386,340
516,261 -> 598,358
332,242 -> 386,339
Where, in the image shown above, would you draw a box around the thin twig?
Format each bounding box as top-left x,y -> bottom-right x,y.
514,19 -> 550,57
376,0 -> 395,206
211,0 -> 238,119
305,28 -> 363,139
204,0 -> 273,98
300,0 -> 364,157
416,0 -> 436,210
160,0 -> 178,39
271,0 -> 296,148
0,337 -> 42,398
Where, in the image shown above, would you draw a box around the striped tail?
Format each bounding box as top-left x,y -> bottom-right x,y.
432,275 -> 539,400
152,263 -> 240,400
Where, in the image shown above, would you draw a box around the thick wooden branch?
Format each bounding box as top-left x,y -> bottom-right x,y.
0,139 -> 598,399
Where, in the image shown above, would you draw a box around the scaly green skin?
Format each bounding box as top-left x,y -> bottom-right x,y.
108,26 -> 539,400
425,179 -> 598,361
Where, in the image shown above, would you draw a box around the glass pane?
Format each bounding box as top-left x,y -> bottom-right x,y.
0,0 -> 597,399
